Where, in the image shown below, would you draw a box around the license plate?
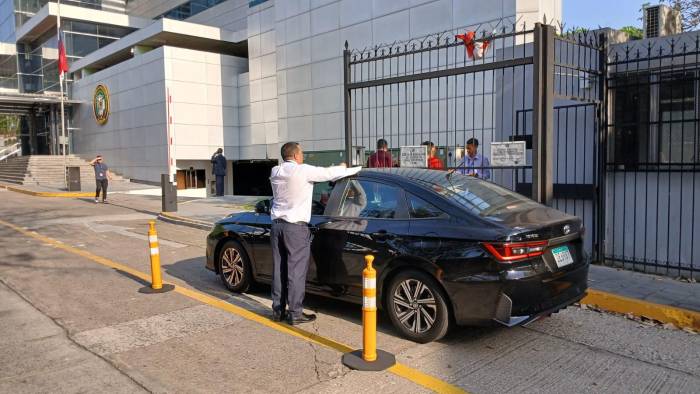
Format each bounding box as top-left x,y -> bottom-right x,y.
551,245 -> 574,268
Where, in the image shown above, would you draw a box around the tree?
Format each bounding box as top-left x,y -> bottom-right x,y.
662,0 -> 700,31
619,26 -> 644,40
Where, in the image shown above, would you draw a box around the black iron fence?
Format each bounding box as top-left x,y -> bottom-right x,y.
343,21 -> 700,278
605,34 -> 700,278
343,19 -> 536,194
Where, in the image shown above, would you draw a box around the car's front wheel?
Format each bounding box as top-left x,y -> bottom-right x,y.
386,270 -> 451,343
218,240 -> 251,293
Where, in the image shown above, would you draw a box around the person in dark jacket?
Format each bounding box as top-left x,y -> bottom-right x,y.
211,148 -> 227,196
366,138 -> 394,168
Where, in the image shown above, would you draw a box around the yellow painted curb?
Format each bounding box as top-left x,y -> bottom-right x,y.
0,217 -> 467,394
0,183 -> 94,198
582,289 -> 700,331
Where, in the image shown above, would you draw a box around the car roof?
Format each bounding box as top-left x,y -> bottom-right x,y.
358,167 -> 459,188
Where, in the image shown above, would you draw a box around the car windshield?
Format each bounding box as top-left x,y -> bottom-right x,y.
415,172 -> 539,217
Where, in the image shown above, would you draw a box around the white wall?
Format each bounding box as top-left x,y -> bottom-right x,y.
72,47 -> 169,182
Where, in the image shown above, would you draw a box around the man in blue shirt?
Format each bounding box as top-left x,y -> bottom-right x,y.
90,155 -> 112,203
458,138 -> 491,180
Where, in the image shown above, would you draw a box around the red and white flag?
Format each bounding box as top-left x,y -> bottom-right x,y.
455,31 -> 489,60
58,31 -> 68,75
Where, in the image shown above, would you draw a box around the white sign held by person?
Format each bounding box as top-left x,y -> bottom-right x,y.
490,141 -> 526,167
400,145 -> 428,168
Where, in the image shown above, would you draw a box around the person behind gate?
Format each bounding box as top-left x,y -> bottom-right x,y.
89,155 -> 112,203
458,138 -> 491,180
211,148 -> 227,196
269,142 -> 361,325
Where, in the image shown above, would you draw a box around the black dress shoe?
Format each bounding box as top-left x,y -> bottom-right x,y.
271,310 -> 286,322
287,313 -> 316,325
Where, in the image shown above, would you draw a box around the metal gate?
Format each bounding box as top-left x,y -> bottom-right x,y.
342,21 -> 606,260
604,35 -> 700,278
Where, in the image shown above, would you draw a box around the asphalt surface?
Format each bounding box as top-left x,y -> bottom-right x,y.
1,190 -> 699,393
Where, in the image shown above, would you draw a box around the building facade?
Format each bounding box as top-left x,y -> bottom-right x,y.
1,0 -> 561,195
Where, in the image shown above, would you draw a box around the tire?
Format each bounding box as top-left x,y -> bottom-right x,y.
385,270 -> 451,343
217,240 -> 252,293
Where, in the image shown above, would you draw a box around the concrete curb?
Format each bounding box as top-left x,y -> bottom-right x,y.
0,183 -> 95,198
581,289 -> 700,331
157,211 -> 213,231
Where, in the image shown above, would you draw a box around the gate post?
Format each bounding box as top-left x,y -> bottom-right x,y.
343,41 -> 353,165
531,23 -> 555,205
596,32 -> 609,263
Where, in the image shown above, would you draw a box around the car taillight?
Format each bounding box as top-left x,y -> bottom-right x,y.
482,241 -> 548,262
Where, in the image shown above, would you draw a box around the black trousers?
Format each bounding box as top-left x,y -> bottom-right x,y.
215,175 -> 224,196
270,220 -> 311,318
95,179 -> 108,200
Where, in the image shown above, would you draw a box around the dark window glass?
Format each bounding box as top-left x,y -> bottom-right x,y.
658,72 -> 698,164
416,172 -> 538,217
66,33 -> 98,57
339,180 -> 400,219
312,181 -> 335,215
66,21 -> 97,34
407,194 -> 444,218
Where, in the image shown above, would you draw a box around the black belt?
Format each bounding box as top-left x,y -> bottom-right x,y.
273,219 -> 308,226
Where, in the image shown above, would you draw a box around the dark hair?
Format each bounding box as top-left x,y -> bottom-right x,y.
421,141 -> 434,148
376,138 -> 388,149
466,138 -> 479,147
281,142 -> 300,160
216,148 -> 223,154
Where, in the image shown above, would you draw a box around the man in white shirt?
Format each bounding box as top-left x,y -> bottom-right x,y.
270,142 -> 362,325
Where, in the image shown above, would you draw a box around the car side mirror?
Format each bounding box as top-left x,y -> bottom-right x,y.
255,199 -> 271,214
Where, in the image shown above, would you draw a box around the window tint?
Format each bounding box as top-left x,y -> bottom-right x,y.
408,194 -> 444,218
312,181 -> 335,215
339,180 -> 400,219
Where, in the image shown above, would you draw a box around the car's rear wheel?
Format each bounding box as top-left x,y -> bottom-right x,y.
385,270 -> 450,343
218,240 -> 251,293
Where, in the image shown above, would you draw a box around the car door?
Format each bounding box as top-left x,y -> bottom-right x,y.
253,181 -> 337,282
310,178 -> 410,299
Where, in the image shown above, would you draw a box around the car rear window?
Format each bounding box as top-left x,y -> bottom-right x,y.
416,172 -> 539,217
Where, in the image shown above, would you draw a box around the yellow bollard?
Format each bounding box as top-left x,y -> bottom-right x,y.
139,221 -> 174,294
341,254 -> 395,371
148,221 -> 163,290
362,255 -> 377,362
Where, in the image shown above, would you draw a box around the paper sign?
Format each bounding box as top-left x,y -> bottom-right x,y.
490,141 -> 526,167
400,145 -> 428,168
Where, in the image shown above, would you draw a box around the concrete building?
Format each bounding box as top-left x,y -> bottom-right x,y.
0,0 -> 561,195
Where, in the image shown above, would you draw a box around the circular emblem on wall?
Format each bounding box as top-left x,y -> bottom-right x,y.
93,84 -> 110,125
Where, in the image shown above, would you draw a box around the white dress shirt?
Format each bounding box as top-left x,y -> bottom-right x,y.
270,161 -> 362,223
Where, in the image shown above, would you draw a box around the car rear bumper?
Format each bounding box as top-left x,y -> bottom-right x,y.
445,260 -> 589,327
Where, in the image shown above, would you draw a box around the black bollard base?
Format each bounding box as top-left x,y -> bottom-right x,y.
138,284 -> 175,294
342,349 -> 396,371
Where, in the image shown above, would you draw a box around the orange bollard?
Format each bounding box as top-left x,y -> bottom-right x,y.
148,221 -> 163,290
362,255 -> 377,361
341,254 -> 395,371
139,221 -> 174,294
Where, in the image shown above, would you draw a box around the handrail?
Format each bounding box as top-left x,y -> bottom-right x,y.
0,143 -> 21,163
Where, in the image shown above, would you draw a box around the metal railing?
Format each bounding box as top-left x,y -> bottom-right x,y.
0,143 -> 21,163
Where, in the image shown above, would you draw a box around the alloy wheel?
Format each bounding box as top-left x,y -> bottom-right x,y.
221,247 -> 244,287
392,278 -> 438,334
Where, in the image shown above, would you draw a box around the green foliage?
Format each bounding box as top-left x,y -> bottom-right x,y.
620,26 -> 644,40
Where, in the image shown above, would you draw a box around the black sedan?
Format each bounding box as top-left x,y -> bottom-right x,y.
205,168 -> 588,343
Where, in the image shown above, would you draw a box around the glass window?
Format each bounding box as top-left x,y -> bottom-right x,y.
407,194 -> 444,218
312,181 -> 336,215
416,172 -> 538,217
338,180 -> 401,219
658,72 -> 698,164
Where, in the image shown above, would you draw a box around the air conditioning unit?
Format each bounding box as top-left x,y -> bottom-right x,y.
644,4 -> 682,38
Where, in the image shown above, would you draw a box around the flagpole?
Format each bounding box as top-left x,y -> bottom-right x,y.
57,0 -> 67,189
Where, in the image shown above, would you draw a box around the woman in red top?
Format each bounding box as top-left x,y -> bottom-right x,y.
422,141 -> 444,170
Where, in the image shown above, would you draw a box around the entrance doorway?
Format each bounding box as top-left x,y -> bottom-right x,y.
232,160 -> 277,196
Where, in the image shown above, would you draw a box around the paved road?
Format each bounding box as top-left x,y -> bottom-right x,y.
1,191 -> 698,393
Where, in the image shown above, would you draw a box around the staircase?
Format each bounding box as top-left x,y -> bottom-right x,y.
0,155 -> 128,189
